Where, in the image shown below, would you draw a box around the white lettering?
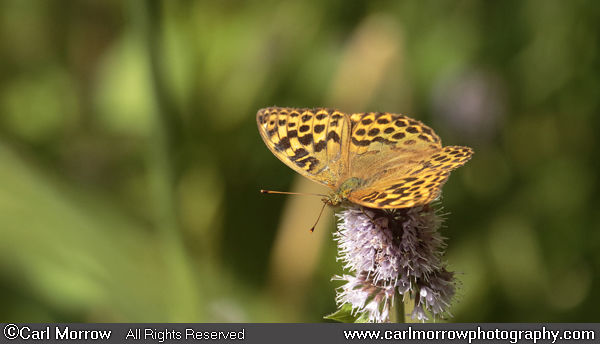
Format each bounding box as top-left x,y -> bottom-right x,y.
56,326 -> 111,340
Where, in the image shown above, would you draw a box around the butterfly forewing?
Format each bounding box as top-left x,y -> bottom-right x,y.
257,107 -> 350,187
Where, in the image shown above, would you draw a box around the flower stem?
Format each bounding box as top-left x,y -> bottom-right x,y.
391,293 -> 405,323
403,294 -> 415,323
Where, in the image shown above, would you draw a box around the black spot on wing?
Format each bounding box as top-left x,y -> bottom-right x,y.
391,187 -> 409,195
418,134 -> 431,142
376,198 -> 397,207
367,128 -> 380,136
298,133 -> 313,145
374,192 -> 388,200
372,136 -> 395,145
406,126 -> 419,134
314,124 -> 325,133
295,156 -> 319,171
327,131 -> 341,143
363,191 -> 378,198
314,140 -> 327,152
351,137 -> 370,147
360,191 -> 380,202
289,148 -> 308,162
274,137 -> 291,151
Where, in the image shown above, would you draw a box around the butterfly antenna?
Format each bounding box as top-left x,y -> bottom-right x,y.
260,189 -> 326,197
309,202 -> 327,233
260,189 -> 329,233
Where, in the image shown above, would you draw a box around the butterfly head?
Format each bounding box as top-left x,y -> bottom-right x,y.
322,194 -> 342,207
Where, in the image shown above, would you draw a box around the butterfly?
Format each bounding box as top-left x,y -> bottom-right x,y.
257,107 -> 473,209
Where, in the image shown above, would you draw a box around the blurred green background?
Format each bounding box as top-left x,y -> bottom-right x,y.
0,0 -> 599,322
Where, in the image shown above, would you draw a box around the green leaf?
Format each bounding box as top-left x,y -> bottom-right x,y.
355,312 -> 371,323
324,303 -> 366,323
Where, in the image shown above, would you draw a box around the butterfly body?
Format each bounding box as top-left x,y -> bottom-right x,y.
257,107 -> 473,209
323,177 -> 364,206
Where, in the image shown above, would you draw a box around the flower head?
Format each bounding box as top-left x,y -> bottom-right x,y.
334,273 -> 395,323
333,205 -> 456,322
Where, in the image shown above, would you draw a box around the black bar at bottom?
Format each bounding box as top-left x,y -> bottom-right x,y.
0,323 -> 597,344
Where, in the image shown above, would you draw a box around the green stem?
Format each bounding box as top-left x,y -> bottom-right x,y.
404,294 -> 413,323
391,293 -> 405,323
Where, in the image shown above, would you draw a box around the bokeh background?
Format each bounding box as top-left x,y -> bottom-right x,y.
1,0 -> 599,322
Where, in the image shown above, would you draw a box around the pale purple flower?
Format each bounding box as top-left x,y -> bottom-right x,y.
333,205 -> 456,322
334,272 -> 395,323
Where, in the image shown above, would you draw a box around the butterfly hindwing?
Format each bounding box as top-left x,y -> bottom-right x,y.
348,146 -> 473,208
